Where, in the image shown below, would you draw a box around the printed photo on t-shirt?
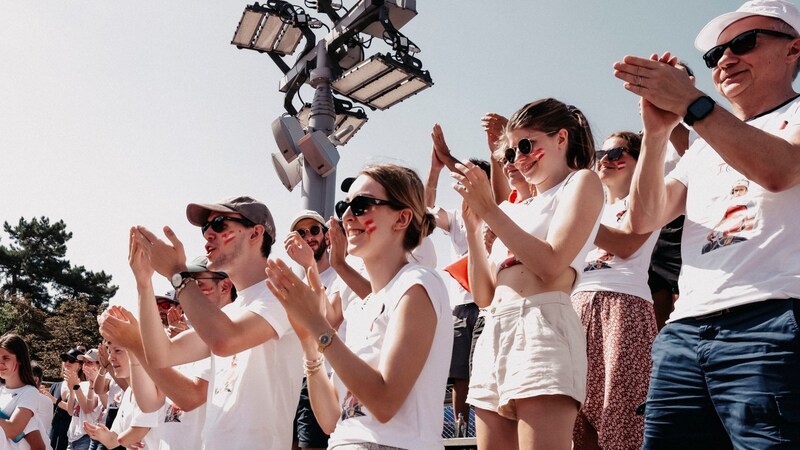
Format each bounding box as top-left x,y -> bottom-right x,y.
702,178 -> 756,254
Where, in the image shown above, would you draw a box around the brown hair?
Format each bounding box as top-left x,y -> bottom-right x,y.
359,164 -> 435,252
606,130 -> 642,160
507,98 -> 596,170
0,333 -> 36,387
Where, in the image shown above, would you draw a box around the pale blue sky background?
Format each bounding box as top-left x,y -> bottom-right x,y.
1,1 -> 749,309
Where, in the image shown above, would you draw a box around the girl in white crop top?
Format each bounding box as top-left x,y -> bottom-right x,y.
266,164 -> 453,450
453,98 -> 604,450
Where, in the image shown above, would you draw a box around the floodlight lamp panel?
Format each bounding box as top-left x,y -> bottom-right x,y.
360,0 -> 418,38
349,69 -> 409,103
273,25 -> 303,56
232,9 -> 265,46
369,76 -> 431,110
335,115 -> 368,144
253,14 -> 284,51
331,57 -> 391,95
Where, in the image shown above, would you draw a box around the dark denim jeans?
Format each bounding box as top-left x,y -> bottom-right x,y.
642,299 -> 800,449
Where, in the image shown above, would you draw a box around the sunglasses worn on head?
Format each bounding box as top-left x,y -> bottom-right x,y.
335,196 -> 399,219
504,131 -> 557,164
595,147 -> 631,162
201,215 -> 256,235
703,28 -> 795,68
295,225 -> 324,238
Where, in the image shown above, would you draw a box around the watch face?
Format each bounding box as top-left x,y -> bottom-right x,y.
319,334 -> 331,345
171,273 -> 183,288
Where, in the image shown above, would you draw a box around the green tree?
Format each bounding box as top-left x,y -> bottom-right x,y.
41,299 -> 104,379
0,217 -> 117,309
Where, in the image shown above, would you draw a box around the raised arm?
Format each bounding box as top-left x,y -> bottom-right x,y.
266,261 -> 438,429
101,306 -> 208,414
615,52 -> 800,192
327,217 -> 371,299
482,113 -> 513,204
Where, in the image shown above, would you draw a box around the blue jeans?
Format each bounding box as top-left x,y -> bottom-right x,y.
642,299 -> 800,449
68,435 -> 91,450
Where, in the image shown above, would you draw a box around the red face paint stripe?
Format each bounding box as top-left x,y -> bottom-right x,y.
532,148 -> 545,160
364,219 -> 377,234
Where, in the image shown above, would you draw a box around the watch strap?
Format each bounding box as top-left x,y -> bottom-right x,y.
175,277 -> 198,301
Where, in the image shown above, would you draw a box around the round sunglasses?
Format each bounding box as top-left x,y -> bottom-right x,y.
703,28 -> 795,68
335,195 -> 401,219
295,225 -> 324,238
504,131 -> 557,164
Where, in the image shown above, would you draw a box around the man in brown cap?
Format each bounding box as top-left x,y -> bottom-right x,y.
130,195 -> 302,449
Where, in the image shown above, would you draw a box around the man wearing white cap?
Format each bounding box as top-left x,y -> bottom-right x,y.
129,196 -> 303,449
613,1 -> 800,448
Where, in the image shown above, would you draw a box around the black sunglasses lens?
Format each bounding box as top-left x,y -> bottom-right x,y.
518,138 -> 532,155
609,148 -> 624,161
504,148 -> 516,164
310,225 -> 321,236
297,229 -> 307,237
335,201 -> 348,219
349,197 -> 369,216
704,47 -> 723,68
731,32 -> 757,55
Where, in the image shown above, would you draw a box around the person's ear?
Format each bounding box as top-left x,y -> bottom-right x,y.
393,209 -> 412,231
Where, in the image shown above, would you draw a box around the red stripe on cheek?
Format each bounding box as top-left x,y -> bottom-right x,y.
532,148 -> 545,161
364,220 -> 377,234
221,231 -> 236,245
616,161 -> 627,170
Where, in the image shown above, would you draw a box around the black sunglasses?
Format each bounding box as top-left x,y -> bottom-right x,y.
595,147 -> 632,162
201,215 -> 256,234
703,28 -> 795,68
296,225 -> 324,238
504,131 -> 556,164
335,195 -> 400,219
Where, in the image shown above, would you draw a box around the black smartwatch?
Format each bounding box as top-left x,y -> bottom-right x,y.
72,384 -> 80,391
684,95 -> 715,126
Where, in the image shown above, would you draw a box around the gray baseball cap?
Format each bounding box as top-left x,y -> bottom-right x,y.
186,196 -> 275,242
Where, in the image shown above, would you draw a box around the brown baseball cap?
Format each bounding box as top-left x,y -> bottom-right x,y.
186,196 -> 275,241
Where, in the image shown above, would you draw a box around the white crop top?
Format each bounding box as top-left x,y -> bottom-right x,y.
489,172 -> 602,287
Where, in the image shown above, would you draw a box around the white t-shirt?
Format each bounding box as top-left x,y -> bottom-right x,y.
31,390 -> 53,442
441,208 -> 473,308
574,196 -> 659,301
331,263 -> 453,450
65,382 -> 101,442
0,384 -> 50,449
159,358 -> 211,450
111,388 -> 160,450
409,236 -> 438,269
202,280 -> 303,449
667,97 -> 800,320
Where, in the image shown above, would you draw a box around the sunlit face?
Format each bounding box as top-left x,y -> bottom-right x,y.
293,218 -> 328,260
203,212 -> 251,272
507,128 -> 563,186
596,137 -> 637,186
0,348 -> 18,380
106,343 -> 130,379
712,16 -> 797,100
341,175 -> 404,259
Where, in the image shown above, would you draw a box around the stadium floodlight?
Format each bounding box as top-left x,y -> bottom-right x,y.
331,53 -> 432,110
231,2 -> 307,56
297,103 -> 368,145
271,153 -> 303,190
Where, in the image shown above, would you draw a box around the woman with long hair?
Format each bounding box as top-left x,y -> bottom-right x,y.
0,333 -> 50,450
266,163 -> 453,449
455,98 -> 604,450
571,131 -> 659,450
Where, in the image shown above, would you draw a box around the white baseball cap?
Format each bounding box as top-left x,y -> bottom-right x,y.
695,0 -> 800,51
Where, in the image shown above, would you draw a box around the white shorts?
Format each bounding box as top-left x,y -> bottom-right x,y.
466,291 -> 587,419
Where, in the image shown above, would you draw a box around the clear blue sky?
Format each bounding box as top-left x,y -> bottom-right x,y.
0,1 -> 760,309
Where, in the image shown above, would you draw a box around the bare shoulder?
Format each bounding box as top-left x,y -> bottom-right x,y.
563,169 -> 603,198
